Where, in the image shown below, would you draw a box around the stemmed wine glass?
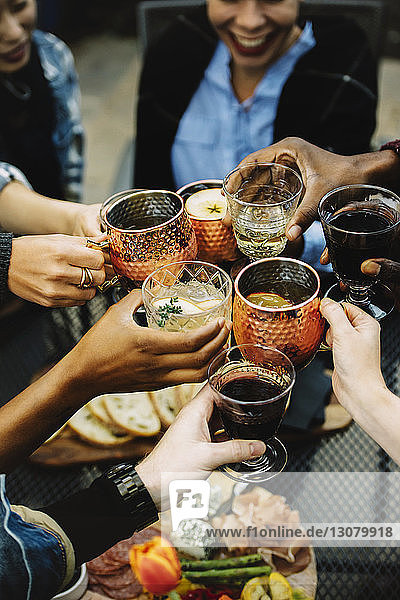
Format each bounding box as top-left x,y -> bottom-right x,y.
233,258 -> 326,370
319,185 -> 400,320
222,163 -> 303,262
208,344 -> 295,483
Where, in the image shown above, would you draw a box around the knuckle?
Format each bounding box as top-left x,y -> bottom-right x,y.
91,251 -> 105,269
231,439 -> 246,463
97,270 -> 106,285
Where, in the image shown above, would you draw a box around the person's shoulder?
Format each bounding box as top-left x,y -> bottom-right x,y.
32,30 -> 73,60
309,15 -> 368,46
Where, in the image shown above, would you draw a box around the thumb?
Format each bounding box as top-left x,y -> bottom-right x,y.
362,258 -> 400,284
208,439 -> 266,468
115,289 -> 143,316
320,298 -> 353,335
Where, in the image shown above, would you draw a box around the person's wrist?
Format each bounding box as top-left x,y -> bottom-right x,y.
136,460 -> 162,512
354,150 -> 400,188
338,377 -> 387,418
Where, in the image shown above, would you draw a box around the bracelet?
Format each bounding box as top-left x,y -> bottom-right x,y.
102,463 -> 158,531
380,140 -> 400,159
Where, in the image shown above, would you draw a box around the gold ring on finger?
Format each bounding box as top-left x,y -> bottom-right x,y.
78,267 -> 94,289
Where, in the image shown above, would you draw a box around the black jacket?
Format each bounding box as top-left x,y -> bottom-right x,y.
134,6 -> 377,190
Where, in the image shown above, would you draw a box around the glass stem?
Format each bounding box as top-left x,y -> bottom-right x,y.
347,286 -> 370,306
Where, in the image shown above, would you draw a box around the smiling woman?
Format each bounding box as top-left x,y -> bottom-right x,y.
0,0 -> 36,73
207,0 -> 302,101
134,0 -> 377,194
0,0 -> 84,201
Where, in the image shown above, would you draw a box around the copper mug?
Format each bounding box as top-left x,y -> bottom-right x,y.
92,189 -> 198,290
176,180 -> 240,264
233,258 -> 326,370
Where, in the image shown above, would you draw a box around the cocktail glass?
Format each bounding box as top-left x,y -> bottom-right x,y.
233,258 -> 325,370
142,260 -> 232,331
222,163 -> 303,261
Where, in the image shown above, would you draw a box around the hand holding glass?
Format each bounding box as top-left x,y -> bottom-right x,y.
319,185 -> 400,320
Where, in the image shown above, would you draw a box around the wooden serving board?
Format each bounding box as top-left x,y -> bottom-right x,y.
29,427 -> 161,467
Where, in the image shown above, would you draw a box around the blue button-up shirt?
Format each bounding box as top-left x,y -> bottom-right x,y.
171,21 -> 315,188
171,23 -> 332,273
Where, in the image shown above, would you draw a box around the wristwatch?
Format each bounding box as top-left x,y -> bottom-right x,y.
102,463 -> 158,530
380,140 -> 400,159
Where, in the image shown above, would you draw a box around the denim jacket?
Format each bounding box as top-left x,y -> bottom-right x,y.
0,474 -> 67,600
33,30 -> 84,202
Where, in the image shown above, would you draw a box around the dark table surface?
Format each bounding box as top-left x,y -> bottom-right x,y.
2,291 -> 400,600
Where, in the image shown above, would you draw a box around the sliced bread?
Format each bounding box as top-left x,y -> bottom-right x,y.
177,381 -> 206,409
149,387 -> 180,428
104,392 -> 161,437
87,394 -> 128,435
68,405 -> 134,447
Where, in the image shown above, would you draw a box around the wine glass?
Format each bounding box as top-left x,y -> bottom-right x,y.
208,344 -> 295,483
142,260 -> 232,331
222,163 -> 303,261
233,258 -> 326,370
319,185 -> 400,320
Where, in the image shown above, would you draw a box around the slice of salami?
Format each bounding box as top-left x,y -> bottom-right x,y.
87,555 -> 124,574
99,580 -> 143,600
93,566 -> 137,590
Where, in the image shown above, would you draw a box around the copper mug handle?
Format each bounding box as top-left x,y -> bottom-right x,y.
86,239 -> 122,292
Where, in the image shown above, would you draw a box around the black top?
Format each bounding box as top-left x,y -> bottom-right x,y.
134,7 -> 377,190
0,40 -> 62,198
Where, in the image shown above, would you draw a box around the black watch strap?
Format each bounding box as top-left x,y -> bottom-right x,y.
103,463 -> 158,531
380,140 -> 400,158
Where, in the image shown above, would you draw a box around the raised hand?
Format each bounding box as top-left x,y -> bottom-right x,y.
8,234 -> 106,306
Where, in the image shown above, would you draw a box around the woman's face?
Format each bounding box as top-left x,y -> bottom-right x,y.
0,0 -> 36,74
207,0 -> 300,72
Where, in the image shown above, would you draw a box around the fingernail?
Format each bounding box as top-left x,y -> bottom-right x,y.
217,317 -> 225,328
287,224 -> 302,241
250,441 -> 266,457
362,261 -> 381,276
226,319 -> 233,331
320,298 -> 333,307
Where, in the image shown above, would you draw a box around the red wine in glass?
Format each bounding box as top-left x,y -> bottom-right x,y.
219,374 -> 289,443
319,185 -> 400,320
208,344 -> 295,483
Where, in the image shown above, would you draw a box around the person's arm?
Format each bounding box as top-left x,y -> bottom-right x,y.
0,232 -> 13,303
0,291 -> 232,473
238,138 -> 400,241
42,386 -> 265,565
0,180 -> 102,237
320,298 -> 400,464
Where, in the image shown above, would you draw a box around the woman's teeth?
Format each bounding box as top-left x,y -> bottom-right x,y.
234,34 -> 268,48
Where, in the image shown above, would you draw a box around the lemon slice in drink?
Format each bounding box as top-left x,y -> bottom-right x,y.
185,189 -> 227,220
247,292 -> 293,308
196,298 -> 222,310
152,297 -> 205,314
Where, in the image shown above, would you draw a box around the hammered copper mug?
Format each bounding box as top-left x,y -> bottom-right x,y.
177,180 -> 240,264
91,189 -> 198,290
233,258 -> 326,370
